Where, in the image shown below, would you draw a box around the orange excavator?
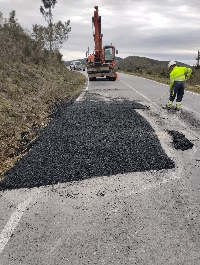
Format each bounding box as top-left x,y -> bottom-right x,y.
86,6 -> 118,81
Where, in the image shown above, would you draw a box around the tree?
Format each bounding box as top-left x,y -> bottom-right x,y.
39,0 -> 71,52
32,24 -> 47,49
0,11 -> 34,62
195,50 -> 200,69
0,12 -> 3,25
50,20 -> 71,50
32,20 -> 71,51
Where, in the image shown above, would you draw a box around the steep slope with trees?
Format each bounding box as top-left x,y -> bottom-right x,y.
0,11 -> 85,177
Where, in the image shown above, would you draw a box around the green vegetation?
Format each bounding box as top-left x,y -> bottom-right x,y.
37,0 -> 71,52
0,11 -> 85,176
1,9 -> 199,177
117,56 -> 200,94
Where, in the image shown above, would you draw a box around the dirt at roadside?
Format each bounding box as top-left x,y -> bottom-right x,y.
0,62 -> 85,178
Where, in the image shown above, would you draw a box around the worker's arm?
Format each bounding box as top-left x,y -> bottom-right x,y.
169,80 -> 174,90
185,67 -> 192,79
169,71 -> 175,90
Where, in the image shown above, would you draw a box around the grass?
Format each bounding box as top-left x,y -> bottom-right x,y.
0,61 -> 85,177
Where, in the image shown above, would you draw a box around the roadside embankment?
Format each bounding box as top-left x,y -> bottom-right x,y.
0,61 -> 85,177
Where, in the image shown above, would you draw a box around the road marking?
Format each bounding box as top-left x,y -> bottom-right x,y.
186,90 -> 200,96
120,73 -> 200,96
119,78 -> 200,114
85,77 -> 89,91
182,106 -> 200,116
119,79 -> 151,102
76,77 -> 89,102
0,191 -> 38,255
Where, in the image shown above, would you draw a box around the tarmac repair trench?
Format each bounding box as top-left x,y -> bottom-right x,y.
0,99 -> 178,191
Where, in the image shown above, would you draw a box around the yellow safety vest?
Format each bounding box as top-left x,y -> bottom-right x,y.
170,66 -> 192,89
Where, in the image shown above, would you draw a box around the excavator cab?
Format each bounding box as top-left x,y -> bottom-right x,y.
103,46 -> 116,63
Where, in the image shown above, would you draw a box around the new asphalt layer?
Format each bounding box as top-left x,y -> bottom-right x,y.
0,75 -> 199,265
0,97 -> 176,191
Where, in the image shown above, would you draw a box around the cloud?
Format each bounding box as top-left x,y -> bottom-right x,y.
0,0 -> 199,64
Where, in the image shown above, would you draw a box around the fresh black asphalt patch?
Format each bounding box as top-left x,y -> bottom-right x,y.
0,100 -> 175,191
168,130 -> 194,151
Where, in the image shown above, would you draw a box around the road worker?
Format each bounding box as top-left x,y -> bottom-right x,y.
91,53 -> 95,62
87,54 -> 92,62
88,53 -> 95,63
166,61 -> 192,109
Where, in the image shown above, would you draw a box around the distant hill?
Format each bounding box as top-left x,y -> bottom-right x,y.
64,56 -> 123,66
116,56 -> 190,75
65,55 -> 188,69
64,55 -> 200,89
117,56 -> 200,89
115,56 -> 123,63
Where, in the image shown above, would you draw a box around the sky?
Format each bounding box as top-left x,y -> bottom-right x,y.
0,0 -> 200,65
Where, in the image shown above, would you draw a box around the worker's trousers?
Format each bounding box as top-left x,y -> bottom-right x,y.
169,81 -> 184,103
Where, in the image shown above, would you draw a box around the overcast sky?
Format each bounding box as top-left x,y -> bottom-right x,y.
1,0 -> 200,65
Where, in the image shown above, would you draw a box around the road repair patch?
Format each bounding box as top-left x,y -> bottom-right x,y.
168,130 -> 194,151
0,100 -> 175,191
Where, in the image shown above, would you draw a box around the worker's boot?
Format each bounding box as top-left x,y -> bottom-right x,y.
166,101 -> 173,108
175,103 -> 181,110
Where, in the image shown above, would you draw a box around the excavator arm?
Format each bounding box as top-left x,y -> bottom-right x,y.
87,6 -> 118,81
92,6 -> 103,62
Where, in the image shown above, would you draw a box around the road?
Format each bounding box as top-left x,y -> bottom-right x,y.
0,72 -> 200,265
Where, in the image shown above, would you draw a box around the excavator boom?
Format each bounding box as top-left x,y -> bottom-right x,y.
87,6 -> 118,81
93,6 -> 102,62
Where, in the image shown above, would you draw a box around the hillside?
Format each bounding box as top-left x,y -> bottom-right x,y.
117,56 -> 200,92
0,12 -> 85,177
65,54 -> 200,92
1,11 -> 199,176
117,55 -> 190,73
65,56 -> 123,66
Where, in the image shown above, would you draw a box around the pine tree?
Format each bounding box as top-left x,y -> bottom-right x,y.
195,50 -> 200,69
39,0 -> 71,52
40,0 -> 57,52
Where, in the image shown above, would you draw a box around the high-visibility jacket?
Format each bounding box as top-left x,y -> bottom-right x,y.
170,66 -> 192,89
90,54 -> 95,62
88,54 -> 92,62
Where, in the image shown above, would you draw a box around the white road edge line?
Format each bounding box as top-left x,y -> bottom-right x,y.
0,196 -> 33,254
119,78 -> 200,115
120,73 -> 200,96
119,79 -> 151,102
86,78 -> 89,91
182,105 -> 200,116
76,76 -> 89,102
186,90 -> 200,96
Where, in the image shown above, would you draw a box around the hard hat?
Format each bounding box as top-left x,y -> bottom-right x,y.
168,61 -> 176,68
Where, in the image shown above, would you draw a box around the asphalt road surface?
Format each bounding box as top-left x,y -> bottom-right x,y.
0,72 -> 200,265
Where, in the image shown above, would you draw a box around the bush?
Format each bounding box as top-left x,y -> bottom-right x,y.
0,10 -> 63,66
0,11 -> 85,176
